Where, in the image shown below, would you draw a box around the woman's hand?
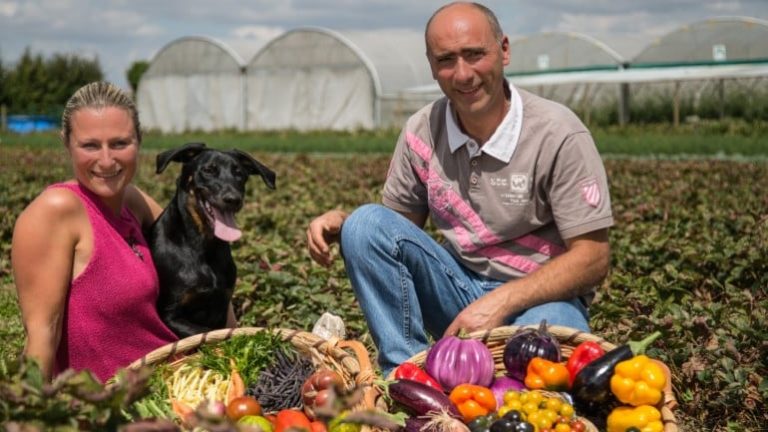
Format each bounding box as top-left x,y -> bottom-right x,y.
306,209 -> 348,267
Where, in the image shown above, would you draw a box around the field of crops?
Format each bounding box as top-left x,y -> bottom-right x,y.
0,131 -> 766,430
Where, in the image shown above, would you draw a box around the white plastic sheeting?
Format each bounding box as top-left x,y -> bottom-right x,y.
633,16 -> 768,65
137,36 -> 262,133
506,32 -> 625,74
245,27 -> 433,131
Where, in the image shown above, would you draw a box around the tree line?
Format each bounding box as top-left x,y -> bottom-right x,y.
0,47 -> 149,117
0,48 -> 103,117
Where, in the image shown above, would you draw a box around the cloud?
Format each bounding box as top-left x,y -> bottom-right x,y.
0,1 -> 18,17
231,25 -> 284,41
704,1 -> 743,14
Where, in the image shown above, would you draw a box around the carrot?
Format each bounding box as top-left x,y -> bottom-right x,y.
171,398 -> 194,427
227,368 -> 246,404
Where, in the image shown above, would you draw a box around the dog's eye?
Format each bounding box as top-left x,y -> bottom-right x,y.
202,165 -> 218,175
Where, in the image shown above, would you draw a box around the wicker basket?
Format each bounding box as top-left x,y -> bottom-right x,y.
397,324 -> 678,432
128,327 -> 380,429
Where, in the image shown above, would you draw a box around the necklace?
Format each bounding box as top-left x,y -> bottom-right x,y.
126,236 -> 145,261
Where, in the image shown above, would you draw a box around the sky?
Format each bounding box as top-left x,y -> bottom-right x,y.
1,0 -> 767,90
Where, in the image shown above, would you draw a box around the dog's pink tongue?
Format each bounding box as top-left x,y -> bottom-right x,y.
211,208 -> 242,242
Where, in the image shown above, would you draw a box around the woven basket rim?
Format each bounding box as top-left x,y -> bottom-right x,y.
128,327 -> 352,370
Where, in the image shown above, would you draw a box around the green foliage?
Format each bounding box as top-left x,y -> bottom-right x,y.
2,121 -> 768,156
0,56 -> 7,107
126,60 -> 150,95
1,47 -> 103,116
0,356 -> 152,429
567,80 -> 768,127
194,332 -> 290,387
0,143 -> 766,430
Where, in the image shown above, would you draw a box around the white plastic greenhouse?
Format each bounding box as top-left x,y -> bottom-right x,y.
137,36 -> 263,133
245,27 -> 433,131
633,16 -> 768,66
505,32 -> 625,75
136,16 -> 768,132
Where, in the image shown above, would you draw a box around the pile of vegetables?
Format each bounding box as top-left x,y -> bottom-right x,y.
1,325 -> 671,431
382,321 -> 671,432
127,330 -> 400,431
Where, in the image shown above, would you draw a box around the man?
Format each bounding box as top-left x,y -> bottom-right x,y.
307,2 -> 613,375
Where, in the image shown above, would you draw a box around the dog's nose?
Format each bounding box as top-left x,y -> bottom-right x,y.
221,191 -> 242,207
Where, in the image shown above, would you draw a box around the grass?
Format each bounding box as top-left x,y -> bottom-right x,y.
2,119 -> 767,157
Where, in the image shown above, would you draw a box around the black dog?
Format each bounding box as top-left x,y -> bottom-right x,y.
148,142 -> 276,338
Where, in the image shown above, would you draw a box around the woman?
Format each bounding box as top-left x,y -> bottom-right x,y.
11,81 -> 179,382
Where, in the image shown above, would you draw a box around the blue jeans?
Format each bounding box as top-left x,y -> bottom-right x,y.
340,204 -> 590,376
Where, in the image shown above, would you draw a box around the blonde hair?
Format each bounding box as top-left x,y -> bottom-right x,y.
61,81 -> 141,145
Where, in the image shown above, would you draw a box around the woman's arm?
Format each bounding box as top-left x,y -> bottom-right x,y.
11,189 -> 84,380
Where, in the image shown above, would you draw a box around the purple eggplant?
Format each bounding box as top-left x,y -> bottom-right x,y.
388,379 -> 461,418
402,416 -> 431,432
502,320 -> 561,381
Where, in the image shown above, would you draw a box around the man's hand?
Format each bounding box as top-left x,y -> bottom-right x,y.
443,229 -> 610,337
306,209 -> 348,267
443,289 -> 510,336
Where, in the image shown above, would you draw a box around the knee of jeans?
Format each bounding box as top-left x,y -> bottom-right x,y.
340,204 -> 390,253
510,300 -> 590,333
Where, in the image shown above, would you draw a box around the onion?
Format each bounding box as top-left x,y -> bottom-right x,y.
489,375 -> 525,408
502,320 -> 561,381
420,409 -> 470,432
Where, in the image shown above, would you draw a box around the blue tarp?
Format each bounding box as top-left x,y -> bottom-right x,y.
6,115 -> 58,134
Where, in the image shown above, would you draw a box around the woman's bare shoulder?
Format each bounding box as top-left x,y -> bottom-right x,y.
12,183 -> 85,248
19,184 -> 84,222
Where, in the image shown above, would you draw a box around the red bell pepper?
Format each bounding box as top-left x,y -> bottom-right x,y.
566,341 -> 605,386
393,361 -> 444,392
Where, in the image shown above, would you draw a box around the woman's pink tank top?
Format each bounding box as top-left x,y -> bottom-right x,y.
51,182 -> 177,382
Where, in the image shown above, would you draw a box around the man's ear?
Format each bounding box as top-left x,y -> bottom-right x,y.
500,35 -> 510,67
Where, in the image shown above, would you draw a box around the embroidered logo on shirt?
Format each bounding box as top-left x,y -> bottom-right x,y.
494,173 -> 530,206
581,178 -> 601,207
510,174 -> 528,193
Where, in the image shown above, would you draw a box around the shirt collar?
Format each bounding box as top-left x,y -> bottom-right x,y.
445,82 -> 524,163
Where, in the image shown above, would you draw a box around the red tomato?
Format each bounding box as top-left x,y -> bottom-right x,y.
226,396 -> 262,421
274,409 -> 312,432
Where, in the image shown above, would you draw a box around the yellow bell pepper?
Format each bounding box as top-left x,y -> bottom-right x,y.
610,355 -> 666,406
606,405 -> 663,432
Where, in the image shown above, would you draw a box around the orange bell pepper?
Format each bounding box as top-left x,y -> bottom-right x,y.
448,383 -> 497,423
524,357 -> 570,391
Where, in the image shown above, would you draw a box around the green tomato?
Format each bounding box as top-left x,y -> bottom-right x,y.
328,412 -> 361,432
330,424 -> 361,432
238,415 -> 273,432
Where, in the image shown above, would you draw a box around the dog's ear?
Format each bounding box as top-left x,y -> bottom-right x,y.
231,149 -> 276,190
156,142 -> 208,174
